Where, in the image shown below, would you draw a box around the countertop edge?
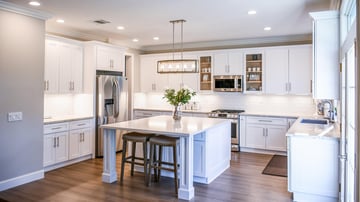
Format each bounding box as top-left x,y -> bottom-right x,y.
44,116 -> 94,124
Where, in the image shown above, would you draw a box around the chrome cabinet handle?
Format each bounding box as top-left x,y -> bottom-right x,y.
77,123 -> 86,126
51,127 -> 62,130
53,137 -> 56,148
259,120 -> 272,123
56,137 -> 59,147
288,82 -> 291,92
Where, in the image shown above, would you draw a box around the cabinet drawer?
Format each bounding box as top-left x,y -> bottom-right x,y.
70,119 -> 91,130
134,110 -> 163,117
44,122 -> 69,134
246,116 -> 287,126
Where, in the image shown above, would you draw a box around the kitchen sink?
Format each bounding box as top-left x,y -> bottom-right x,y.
300,118 -> 329,125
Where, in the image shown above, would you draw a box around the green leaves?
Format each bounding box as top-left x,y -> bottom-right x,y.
163,88 -> 196,106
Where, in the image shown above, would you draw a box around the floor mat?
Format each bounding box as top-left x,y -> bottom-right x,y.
262,155 -> 287,177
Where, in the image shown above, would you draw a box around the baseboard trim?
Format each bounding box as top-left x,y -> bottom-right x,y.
0,170 -> 44,191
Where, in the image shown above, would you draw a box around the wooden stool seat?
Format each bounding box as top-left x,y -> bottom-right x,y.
120,132 -> 154,185
148,135 -> 179,195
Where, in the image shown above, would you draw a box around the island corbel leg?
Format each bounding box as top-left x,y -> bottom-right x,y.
102,128 -> 118,183
178,135 -> 195,200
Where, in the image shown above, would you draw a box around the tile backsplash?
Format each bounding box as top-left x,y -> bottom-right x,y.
44,94 -> 93,118
134,92 -> 316,116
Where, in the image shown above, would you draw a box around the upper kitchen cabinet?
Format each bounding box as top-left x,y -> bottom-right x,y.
139,55 -> 168,92
265,45 -> 312,95
44,37 -> 84,94
310,11 -> 340,100
96,45 -> 124,72
213,51 -> 243,76
244,50 -> 264,93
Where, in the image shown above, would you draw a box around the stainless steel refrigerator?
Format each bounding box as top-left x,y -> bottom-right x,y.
95,70 -> 128,157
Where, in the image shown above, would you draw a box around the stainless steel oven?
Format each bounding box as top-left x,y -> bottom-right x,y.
208,109 -> 245,151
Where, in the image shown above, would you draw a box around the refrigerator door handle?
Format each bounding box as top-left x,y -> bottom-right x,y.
113,79 -> 120,118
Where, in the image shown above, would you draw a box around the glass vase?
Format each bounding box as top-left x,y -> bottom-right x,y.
173,106 -> 182,120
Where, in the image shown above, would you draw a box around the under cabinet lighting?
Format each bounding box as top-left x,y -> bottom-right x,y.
117,26 -> 125,30
132,38 -> 139,42
153,37 -> 159,40
157,60 -> 198,73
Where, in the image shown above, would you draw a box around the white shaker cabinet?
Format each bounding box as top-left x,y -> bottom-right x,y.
96,46 -> 124,72
44,40 -> 59,93
310,11 -> 340,100
213,51 -> 243,75
44,37 -> 83,94
265,45 -> 312,95
58,43 -> 83,93
243,116 -> 288,152
139,55 -> 168,92
69,119 -> 92,160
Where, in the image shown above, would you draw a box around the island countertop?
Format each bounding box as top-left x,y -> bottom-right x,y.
101,115 -> 230,136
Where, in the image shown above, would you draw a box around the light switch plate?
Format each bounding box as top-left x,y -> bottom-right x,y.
8,112 -> 23,122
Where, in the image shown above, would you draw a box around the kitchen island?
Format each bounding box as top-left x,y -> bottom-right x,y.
100,115 -> 231,200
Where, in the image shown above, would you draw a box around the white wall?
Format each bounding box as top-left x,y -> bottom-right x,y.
0,8 -> 46,187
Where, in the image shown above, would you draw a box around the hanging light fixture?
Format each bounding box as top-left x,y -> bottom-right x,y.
157,19 -> 198,73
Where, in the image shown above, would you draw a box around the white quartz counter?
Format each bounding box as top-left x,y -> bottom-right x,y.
286,117 -> 340,139
44,115 -> 93,124
101,115 -> 230,136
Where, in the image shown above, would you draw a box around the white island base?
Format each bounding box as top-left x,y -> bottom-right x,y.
101,115 -> 231,200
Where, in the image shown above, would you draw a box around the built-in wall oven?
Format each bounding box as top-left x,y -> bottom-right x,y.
208,109 -> 245,151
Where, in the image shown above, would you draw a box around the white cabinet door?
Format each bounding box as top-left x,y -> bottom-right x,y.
55,132 -> 69,163
213,52 -> 243,75
140,56 -> 168,92
58,44 -> 83,93
43,135 -> 56,167
265,48 -> 289,94
288,45 -> 312,95
44,41 -> 59,93
228,51 -> 243,75
265,125 -> 287,151
245,124 -> 266,149
96,46 -> 124,72
80,128 -> 92,156
69,130 -> 81,160
310,11 -> 339,100
182,73 -> 199,92
193,141 -> 205,177
213,52 -> 228,75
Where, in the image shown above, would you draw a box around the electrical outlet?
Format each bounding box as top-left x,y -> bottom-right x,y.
8,112 -> 23,122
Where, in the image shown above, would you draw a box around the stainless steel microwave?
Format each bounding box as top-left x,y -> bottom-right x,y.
213,75 -> 243,92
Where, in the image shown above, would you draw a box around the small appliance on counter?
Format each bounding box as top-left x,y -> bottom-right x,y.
95,70 -> 128,157
208,109 -> 245,151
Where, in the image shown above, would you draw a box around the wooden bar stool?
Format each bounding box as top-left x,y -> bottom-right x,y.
120,132 -> 154,185
147,135 -> 179,195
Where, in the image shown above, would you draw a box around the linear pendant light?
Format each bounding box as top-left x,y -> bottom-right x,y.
157,19 -> 198,73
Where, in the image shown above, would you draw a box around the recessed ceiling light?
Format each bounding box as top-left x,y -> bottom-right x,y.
56,19 -> 65,23
117,26 -> 125,30
132,38 -> 139,42
248,10 -> 257,15
29,1 -> 40,6
153,37 -> 159,40
264,26 -> 271,31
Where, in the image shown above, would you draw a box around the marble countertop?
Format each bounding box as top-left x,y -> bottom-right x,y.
101,115 -> 230,137
286,117 -> 340,139
44,115 -> 93,124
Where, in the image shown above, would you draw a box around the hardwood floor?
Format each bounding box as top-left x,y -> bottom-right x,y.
0,152 -> 292,202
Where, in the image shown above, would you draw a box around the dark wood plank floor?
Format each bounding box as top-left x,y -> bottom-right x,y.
0,152 -> 292,202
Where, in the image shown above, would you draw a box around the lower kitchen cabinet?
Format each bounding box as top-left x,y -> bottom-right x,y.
69,128 -> 92,160
43,118 -> 94,171
243,116 -> 289,152
43,132 -> 69,167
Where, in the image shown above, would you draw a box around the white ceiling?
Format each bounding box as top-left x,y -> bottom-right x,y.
5,0 -> 334,50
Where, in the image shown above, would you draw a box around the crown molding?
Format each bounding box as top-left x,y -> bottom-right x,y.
0,0 -> 51,20
140,34 -> 312,54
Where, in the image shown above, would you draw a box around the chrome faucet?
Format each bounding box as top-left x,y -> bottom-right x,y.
322,100 -> 335,121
